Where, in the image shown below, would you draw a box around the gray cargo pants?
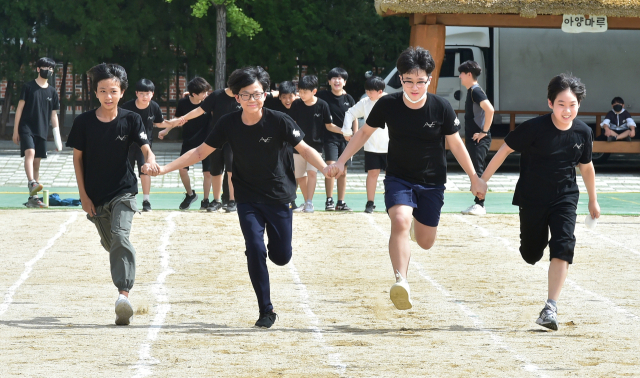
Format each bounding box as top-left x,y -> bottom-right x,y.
87,193 -> 138,292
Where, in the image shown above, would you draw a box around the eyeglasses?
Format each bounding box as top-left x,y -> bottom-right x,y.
238,92 -> 265,101
401,79 -> 429,88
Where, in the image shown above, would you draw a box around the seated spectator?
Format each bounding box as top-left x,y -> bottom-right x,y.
601,97 -> 636,141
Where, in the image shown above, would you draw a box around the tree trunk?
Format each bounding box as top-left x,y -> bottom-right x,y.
215,4 -> 227,91
59,61 -> 68,129
1,80 -> 15,138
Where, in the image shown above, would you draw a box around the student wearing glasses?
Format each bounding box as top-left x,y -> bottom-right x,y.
326,47 -> 486,311
145,66 -> 329,329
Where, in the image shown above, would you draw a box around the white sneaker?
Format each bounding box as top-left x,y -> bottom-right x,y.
462,204 -> 486,216
303,202 -> 315,213
115,294 -> 134,325
409,219 -> 416,242
535,300 -> 559,331
292,205 -> 304,213
390,270 -> 413,310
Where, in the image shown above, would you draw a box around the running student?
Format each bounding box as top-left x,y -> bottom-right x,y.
326,47 -> 486,310
458,60 -> 494,216
289,75 -> 333,213
145,66 -> 329,328
342,75 -> 389,214
121,79 -> 176,212
480,73 -> 600,331
12,57 -> 62,208
66,63 -> 159,325
318,67 -> 356,211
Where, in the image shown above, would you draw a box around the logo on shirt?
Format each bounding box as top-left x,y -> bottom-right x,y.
423,121 -> 436,128
292,129 -> 301,138
236,105 -> 242,110
46,97 -> 52,101
139,132 -> 148,140
343,102 -> 350,106
573,143 -> 583,149
115,135 -> 128,141
148,115 -> 155,120
259,137 -> 272,143
454,118 -> 460,127
314,113 -> 322,117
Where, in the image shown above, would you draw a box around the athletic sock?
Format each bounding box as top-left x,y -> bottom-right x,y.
28,180 -> 36,185
547,299 -> 557,308
143,194 -> 150,202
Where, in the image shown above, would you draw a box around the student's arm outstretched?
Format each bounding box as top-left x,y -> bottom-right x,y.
327,124 -> 376,177
481,142 -> 514,182
145,143 -> 215,176
294,141 -> 329,177
578,162 -> 600,219
446,132 -> 486,197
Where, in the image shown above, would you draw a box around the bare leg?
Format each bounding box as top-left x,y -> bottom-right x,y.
306,170 -> 317,201
337,166 -> 347,202
547,258 -> 569,301
179,168 -> 193,195
297,176 -> 308,202
325,160 -> 335,198
203,172 -> 212,200
24,149 -> 35,182
617,130 -> 631,140
140,175 -> 151,196
227,172 -> 235,200
387,204 -> 414,278
366,169 -> 381,202
32,157 -> 41,182
211,174 -> 222,201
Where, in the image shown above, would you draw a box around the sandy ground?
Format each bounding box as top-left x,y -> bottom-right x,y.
0,209 -> 639,377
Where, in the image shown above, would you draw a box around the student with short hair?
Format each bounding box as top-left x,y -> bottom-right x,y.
146,66 -> 329,329
12,57 -> 62,208
458,60 -> 495,216
480,73 -> 600,331
289,75 -> 333,212
318,67 -> 356,211
601,97 -> 636,141
265,81 -> 297,115
327,47 -> 486,310
342,75 -> 389,213
66,63 -> 159,326
121,78 -> 176,212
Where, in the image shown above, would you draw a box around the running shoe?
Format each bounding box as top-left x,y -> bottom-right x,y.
292,204 -> 304,213
179,191 -> 198,210
142,200 -> 152,212
207,200 -> 223,212
364,201 -> 375,214
28,181 -> 43,196
226,200 -> 237,213
25,196 -> 45,208
536,300 -> 559,331
461,203 -> 486,216
325,197 -> 335,211
200,198 -> 210,210
291,201 -> 299,211
390,270 -> 413,310
335,202 -> 352,212
255,311 -> 278,328
115,294 -> 134,326
303,201 -> 315,213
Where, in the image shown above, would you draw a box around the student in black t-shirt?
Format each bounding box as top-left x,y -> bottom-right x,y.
317,67 -> 357,211
458,61 -> 495,216
480,74 -> 601,331
12,57 -> 62,208
289,75 -> 333,213
601,97 -> 636,141
264,81 -> 296,116
66,63 -> 159,326
327,47 -> 486,311
121,79 -> 176,212
145,66 -> 329,329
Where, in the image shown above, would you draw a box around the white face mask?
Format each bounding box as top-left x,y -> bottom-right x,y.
403,89 -> 427,104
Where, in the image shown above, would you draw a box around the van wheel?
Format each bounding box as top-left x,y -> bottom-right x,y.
592,153 -> 610,164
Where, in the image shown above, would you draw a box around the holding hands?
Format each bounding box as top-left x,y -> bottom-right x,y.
323,162 -> 345,179
141,162 -> 162,176
471,175 -> 488,200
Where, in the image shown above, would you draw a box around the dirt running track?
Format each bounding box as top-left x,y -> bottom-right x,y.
1,209 -> 639,377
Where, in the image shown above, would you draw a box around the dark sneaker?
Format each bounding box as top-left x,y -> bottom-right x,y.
364,201 -> 375,213
25,196 -> 45,208
142,200 -> 152,212
207,200 -> 222,212
325,197 -> 335,211
290,201 -> 298,211
179,191 -> 198,210
535,300 -> 559,331
226,200 -> 237,213
28,181 -> 43,196
255,311 -> 278,328
200,198 -> 210,210
335,202 -> 352,212
607,135 -> 616,142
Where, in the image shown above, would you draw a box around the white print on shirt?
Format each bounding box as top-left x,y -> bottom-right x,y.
314,113 -> 321,117
139,132 -> 148,140
116,135 -> 128,141
343,102 -> 350,106
573,143 -> 583,149
259,137 -> 272,143
292,129 -> 301,138
236,105 -> 242,110
148,115 -> 155,120
454,118 -> 460,127
46,97 -> 52,101
423,121 -> 436,128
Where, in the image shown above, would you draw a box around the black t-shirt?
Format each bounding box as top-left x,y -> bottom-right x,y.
204,108 -> 305,205
289,98 -> 332,153
317,90 -> 355,143
18,80 -> 60,139
175,97 -> 212,149
200,89 -> 242,127
504,113 -> 593,207
366,92 -> 460,185
464,84 -> 488,134
264,93 -> 292,115
66,108 -> 149,206
120,99 -> 164,142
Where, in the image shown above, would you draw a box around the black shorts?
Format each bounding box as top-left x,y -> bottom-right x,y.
209,143 -> 233,175
180,144 -> 212,172
519,203 -> 577,265
20,134 -> 47,159
323,140 -> 351,166
364,151 -> 387,172
128,143 -> 148,176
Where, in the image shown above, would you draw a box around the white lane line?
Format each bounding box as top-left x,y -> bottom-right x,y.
579,226 -> 640,258
0,211 -> 78,317
132,212 -> 179,378
455,215 -> 640,322
289,262 -> 347,376
364,215 -> 549,378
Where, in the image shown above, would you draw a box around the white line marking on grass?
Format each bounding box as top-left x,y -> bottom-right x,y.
583,227 -> 640,257
454,215 -> 640,322
0,211 -> 78,317
289,262 -> 347,376
132,212 -> 179,378
364,215 -> 549,378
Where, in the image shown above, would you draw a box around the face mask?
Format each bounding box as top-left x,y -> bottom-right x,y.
39,69 -> 51,79
613,104 -> 623,112
403,89 -> 427,104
